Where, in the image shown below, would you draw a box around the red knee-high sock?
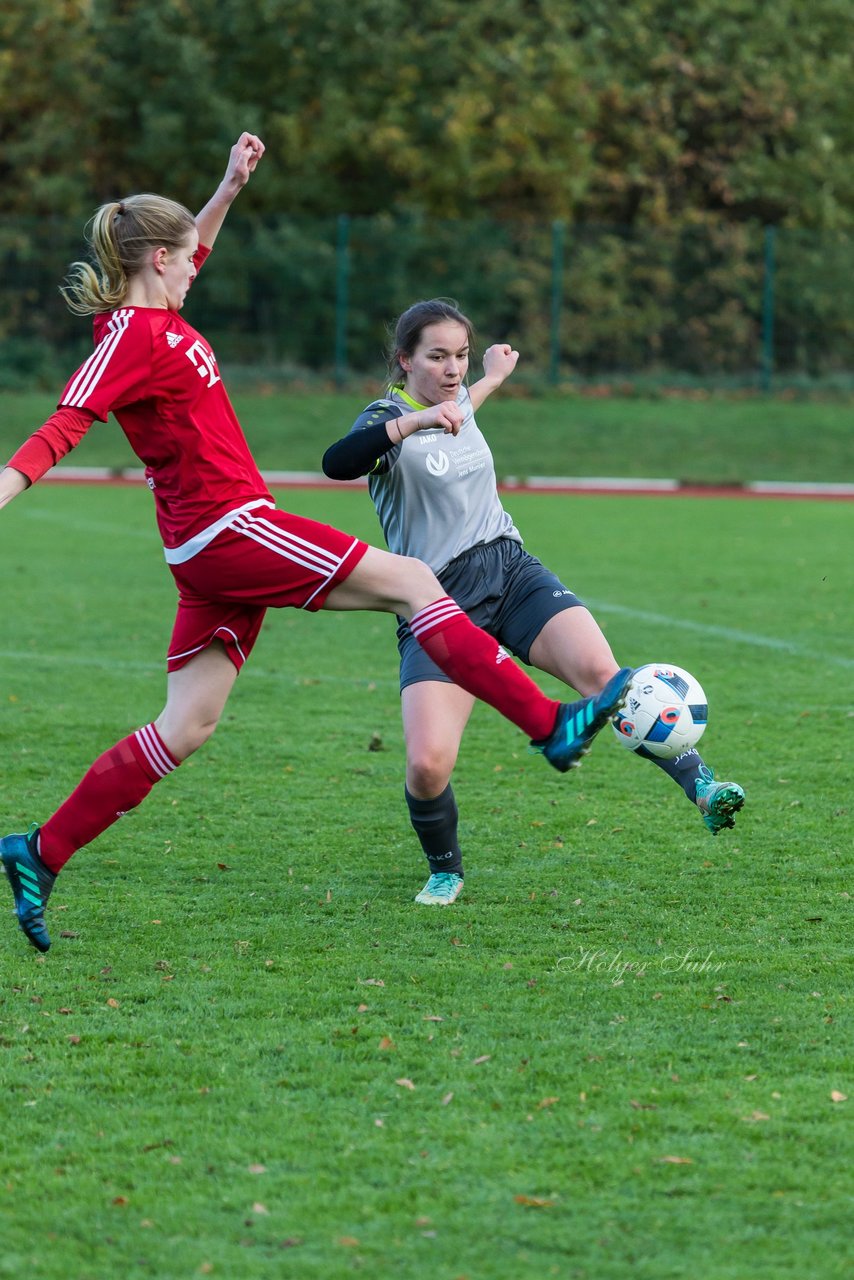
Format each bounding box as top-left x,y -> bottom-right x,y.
39,724 -> 180,872
410,598 -> 559,740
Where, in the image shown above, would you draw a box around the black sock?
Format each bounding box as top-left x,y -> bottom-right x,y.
643,746 -> 705,802
405,784 -> 463,876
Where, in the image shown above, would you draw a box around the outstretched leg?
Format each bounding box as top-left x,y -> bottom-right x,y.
325,547 -> 630,768
630,746 -> 744,833
1,643 -> 237,950
528,610 -> 745,832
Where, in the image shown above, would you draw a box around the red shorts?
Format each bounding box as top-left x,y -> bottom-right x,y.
166,506 -> 369,672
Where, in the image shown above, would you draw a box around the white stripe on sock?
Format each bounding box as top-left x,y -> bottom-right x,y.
410,598 -> 464,638
135,723 -> 177,779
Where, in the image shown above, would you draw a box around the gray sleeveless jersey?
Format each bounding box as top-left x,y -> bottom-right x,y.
364,386 -> 522,573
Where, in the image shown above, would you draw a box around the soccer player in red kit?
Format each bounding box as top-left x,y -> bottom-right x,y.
0,132 -> 632,952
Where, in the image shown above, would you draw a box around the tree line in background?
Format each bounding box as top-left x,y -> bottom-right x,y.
2,0 -> 852,385
4,0 -> 853,228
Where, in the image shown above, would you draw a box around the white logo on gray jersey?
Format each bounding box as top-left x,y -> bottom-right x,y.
426,451 -> 450,477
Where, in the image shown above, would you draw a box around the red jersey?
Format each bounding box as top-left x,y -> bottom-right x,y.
8,246 -> 273,556
58,249 -> 272,551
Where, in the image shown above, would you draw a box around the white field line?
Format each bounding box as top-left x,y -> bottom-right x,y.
587,599 -> 854,670
12,508 -> 853,673
0,648 -> 400,689
3,598 -> 852,679
21,508 -> 157,540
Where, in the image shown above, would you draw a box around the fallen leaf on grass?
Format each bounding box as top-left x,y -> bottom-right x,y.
106,998 -> 120,1009
441,1092 -> 454,1106
630,1100 -> 658,1111
472,1055 -> 491,1066
359,978 -> 385,987
514,1195 -> 555,1208
657,1156 -> 693,1165
537,1097 -> 559,1109
338,1236 -> 360,1247
742,1111 -> 770,1123
378,1036 -> 395,1051
830,1091 -> 847,1103
59,931 -> 79,939
423,1015 -> 443,1022
252,1203 -> 269,1215
395,1078 -> 416,1090
248,1164 -> 267,1174
67,1035 -> 81,1045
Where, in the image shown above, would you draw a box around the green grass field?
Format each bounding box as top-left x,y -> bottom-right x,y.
2,387 -> 853,484
1,482 -> 852,1279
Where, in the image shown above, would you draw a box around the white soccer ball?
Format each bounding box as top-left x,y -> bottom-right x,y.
612,664 -> 708,759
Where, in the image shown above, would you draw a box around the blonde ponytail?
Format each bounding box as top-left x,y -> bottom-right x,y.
61,194 -> 197,315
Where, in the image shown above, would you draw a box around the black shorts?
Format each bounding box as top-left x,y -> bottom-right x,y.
397,538 -> 583,690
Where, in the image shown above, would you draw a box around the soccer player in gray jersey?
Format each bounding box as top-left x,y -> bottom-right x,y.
323,300 -> 745,906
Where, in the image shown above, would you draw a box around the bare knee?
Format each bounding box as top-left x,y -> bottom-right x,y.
156,710 -> 221,762
406,744 -> 456,799
398,557 -> 445,617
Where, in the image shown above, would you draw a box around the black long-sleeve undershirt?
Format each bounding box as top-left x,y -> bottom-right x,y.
321,401 -> 405,480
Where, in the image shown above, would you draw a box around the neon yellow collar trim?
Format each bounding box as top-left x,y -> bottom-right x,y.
395,387 -> 428,411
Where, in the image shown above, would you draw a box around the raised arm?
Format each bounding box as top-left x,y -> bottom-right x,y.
468,343 -> 519,413
195,132 -> 265,250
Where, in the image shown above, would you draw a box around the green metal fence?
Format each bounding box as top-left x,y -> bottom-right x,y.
1,215 -> 852,390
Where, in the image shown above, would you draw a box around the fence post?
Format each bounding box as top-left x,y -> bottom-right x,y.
335,213 -> 350,387
761,225 -> 776,392
550,220 -> 565,387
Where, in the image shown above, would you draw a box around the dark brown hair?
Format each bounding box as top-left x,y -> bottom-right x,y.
386,298 -> 476,386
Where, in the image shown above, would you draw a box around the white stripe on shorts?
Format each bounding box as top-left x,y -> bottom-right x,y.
230,512 -> 360,603
167,627 -> 248,667
231,512 -> 342,577
163,499 -> 275,565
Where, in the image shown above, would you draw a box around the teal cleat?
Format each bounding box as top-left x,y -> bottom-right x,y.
414,872 -> 464,906
531,667 -> 634,773
695,767 -> 745,835
1,824 -> 56,952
